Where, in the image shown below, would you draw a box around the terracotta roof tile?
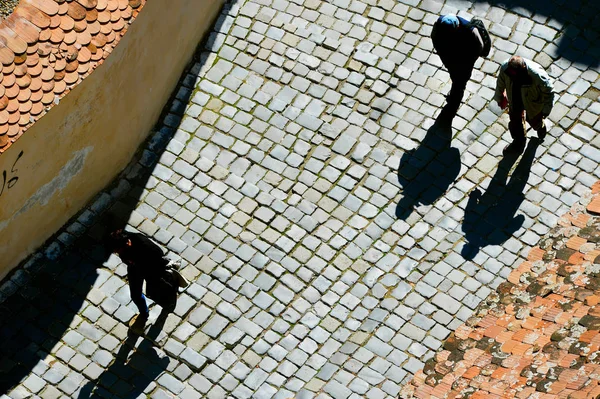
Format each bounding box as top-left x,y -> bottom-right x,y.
527,246 -> 545,261
566,235 -> 587,250
26,0 -> 59,16
0,0 -> 146,152
588,196 -> 600,214
78,0 -> 98,8
401,181 -> 600,398
15,5 -> 50,29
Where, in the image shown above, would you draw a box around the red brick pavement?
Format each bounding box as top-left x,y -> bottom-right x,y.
401,182 -> 600,399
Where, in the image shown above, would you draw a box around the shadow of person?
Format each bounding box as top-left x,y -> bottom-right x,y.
78,329 -> 170,399
0,44 -> 189,398
461,138 -> 540,260
143,302 -> 176,345
0,5 -> 230,394
396,110 -> 461,220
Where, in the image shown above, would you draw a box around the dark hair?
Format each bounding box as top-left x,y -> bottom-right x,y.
508,56 -> 525,71
106,229 -> 129,253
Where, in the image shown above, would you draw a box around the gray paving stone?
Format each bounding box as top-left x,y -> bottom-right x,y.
157,374 -> 185,395
324,380 -> 352,399
4,1 -> 600,398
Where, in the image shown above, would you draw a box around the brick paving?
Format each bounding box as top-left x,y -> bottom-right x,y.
1,0 -> 600,398
401,182 -> 600,398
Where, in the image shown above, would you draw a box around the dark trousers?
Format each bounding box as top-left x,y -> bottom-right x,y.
446,61 -> 476,110
509,109 -> 546,143
131,291 -> 149,315
130,284 -> 177,315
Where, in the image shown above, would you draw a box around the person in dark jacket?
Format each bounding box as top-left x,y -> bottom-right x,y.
108,230 -> 178,325
431,14 -> 488,115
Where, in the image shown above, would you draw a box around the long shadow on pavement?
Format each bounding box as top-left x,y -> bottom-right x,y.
480,0 -> 600,67
0,41 -> 203,399
396,112 -> 461,219
461,138 -> 540,260
78,331 -> 169,399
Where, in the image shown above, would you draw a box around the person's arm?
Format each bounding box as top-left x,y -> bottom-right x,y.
536,70 -> 555,116
472,28 -> 484,60
494,67 -> 508,108
431,22 -> 453,68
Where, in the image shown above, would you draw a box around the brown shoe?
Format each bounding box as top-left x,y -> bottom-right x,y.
129,312 -> 149,334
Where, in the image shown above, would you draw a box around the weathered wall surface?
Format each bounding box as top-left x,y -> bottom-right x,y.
0,0 -> 225,278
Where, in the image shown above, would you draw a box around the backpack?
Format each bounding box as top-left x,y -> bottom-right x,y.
469,18 -> 491,57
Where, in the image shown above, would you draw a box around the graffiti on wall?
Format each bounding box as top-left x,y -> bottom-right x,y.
0,150 -> 24,197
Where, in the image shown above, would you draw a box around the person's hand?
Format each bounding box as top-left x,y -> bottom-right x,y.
498,95 -> 508,110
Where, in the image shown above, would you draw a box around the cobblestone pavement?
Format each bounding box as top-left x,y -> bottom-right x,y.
1,0 -> 600,398
401,183 -> 600,398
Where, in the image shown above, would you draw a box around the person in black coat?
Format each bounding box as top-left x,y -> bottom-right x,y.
107,230 -> 178,323
431,14 -> 489,114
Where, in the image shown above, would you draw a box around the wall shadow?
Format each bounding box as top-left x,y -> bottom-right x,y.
0,104 -> 183,398
480,0 -> 600,67
0,6 -> 223,392
396,112 -> 461,220
461,138 -> 540,260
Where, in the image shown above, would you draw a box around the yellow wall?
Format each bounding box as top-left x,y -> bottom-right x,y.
0,0 -> 225,278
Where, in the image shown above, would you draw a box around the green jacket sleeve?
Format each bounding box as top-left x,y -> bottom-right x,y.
494,66 -> 507,104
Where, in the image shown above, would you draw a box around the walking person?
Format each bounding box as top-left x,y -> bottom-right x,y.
494,55 -> 555,154
107,229 -> 188,332
431,14 -> 491,116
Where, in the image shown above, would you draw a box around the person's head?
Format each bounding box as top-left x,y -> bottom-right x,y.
506,56 -> 527,80
437,14 -> 459,32
107,229 -> 132,255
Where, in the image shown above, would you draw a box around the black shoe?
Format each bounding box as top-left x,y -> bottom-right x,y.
537,124 -> 547,140
503,140 -> 526,156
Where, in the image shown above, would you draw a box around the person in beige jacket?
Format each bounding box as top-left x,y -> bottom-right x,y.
495,56 -> 554,154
